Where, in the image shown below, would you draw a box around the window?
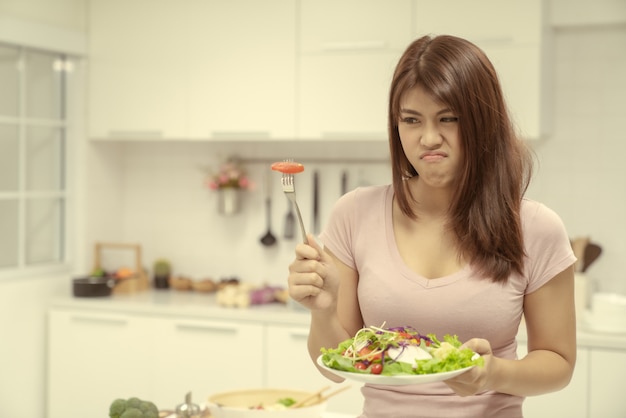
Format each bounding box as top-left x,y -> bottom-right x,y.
0,42 -> 76,276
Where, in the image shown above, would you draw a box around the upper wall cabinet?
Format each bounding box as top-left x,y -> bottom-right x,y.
414,0 -> 552,140
88,0 -> 188,139
88,0 -> 296,140
297,0 -> 413,140
185,0 -> 296,140
88,0 -> 551,141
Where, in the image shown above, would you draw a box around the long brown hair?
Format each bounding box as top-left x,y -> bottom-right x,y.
388,35 -> 534,282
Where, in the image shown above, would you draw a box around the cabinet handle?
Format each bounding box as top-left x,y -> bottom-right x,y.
107,130 -> 164,138
321,40 -> 387,51
70,315 -> 128,326
210,131 -> 271,140
469,36 -> 515,45
287,329 -> 309,339
174,323 -> 238,334
321,131 -> 387,140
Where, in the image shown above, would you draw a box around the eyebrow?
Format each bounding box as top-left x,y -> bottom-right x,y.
399,108 -> 454,116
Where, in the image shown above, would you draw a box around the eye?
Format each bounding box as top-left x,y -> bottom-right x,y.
400,117 -> 420,124
441,116 -> 458,123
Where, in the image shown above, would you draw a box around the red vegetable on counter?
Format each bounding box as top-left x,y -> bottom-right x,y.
271,161 -> 305,174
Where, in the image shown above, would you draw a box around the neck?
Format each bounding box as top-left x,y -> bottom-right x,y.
405,177 -> 454,218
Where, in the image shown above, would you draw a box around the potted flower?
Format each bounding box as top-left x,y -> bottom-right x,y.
205,158 -> 252,215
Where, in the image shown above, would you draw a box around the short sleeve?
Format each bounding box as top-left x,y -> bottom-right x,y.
522,200 -> 577,294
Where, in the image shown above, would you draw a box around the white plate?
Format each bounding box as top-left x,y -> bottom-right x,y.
316,355 -> 476,386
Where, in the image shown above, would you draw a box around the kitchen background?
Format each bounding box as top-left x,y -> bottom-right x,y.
0,0 -> 625,417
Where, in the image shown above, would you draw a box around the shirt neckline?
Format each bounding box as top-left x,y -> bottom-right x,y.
383,185 -> 468,288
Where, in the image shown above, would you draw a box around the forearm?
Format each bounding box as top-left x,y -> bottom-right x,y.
491,349 -> 575,396
308,311 -> 352,382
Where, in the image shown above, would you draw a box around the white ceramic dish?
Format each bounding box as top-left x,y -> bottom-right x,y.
316,355 -> 476,386
207,388 -> 327,418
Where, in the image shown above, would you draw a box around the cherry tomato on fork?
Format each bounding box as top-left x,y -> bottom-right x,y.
271,161 -> 305,173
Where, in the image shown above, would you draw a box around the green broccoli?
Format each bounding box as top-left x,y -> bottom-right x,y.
109,397 -> 159,418
109,399 -> 126,418
120,408 -> 142,418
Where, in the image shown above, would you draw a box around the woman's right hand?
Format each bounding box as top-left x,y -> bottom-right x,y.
287,234 -> 340,312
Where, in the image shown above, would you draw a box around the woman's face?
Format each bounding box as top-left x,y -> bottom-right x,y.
397,85 -> 462,190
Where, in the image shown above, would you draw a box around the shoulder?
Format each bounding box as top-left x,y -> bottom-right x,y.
335,184 -> 391,210
521,199 -> 568,237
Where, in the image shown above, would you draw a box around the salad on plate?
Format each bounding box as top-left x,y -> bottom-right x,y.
318,324 -> 483,384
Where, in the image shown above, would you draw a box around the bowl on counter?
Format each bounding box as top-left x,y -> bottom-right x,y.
72,276 -> 116,297
207,388 -> 327,418
583,292 -> 626,333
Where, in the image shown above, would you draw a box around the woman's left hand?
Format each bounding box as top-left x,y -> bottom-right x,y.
444,338 -> 494,396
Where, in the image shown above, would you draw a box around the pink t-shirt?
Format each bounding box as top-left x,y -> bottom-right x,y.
319,185 -> 576,418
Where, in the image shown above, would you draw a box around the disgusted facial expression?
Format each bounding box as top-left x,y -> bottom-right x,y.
398,85 -> 462,191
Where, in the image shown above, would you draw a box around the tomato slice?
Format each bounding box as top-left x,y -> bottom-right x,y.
271,161 -> 305,174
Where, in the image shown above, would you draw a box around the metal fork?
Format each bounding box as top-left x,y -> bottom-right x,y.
280,171 -> 308,244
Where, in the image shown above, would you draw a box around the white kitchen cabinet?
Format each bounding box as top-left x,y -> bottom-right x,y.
47,309 -> 156,418
413,0 -> 552,140
299,0 -> 413,53
298,52 -> 398,140
186,0 -> 297,140
296,0 -> 413,140
265,324 -> 363,416
88,0 -> 296,140
47,308 -> 264,417
517,344 -> 589,418
88,0 -> 188,139
152,318 -> 264,410
589,348 -> 626,417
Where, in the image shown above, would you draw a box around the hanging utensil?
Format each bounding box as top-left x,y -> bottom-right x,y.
341,170 -> 348,195
312,170 -> 320,234
260,171 -> 277,246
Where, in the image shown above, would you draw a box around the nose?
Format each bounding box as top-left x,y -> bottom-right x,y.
420,123 -> 443,148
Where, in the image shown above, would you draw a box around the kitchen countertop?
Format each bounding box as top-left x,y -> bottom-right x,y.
50,289 -> 626,350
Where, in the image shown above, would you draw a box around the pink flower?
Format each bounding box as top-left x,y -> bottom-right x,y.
238,177 -> 249,188
205,159 -> 251,190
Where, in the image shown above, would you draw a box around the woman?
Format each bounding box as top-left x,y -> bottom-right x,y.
287,35 -> 576,417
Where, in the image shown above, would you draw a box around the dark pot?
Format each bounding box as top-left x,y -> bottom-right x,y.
72,276 -> 115,297
154,274 -> 170,289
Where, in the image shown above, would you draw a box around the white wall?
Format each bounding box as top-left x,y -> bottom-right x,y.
85,140 -> 391,283
526,24 -> 626,295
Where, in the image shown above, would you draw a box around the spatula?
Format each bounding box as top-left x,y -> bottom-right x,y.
582,243 -> 602,272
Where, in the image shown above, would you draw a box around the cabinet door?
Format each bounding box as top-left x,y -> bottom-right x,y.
152,318 -> 264,409
298,52 -> 398,140
414,0 -> 542,44
589,348 -> 626,418
297,0 -> 412,140
413,0 -> 549,140
300,0 -> 413,52
265,324 -> 363,416
88,0 -> 188,139
517,344 -> 588,418
186,0 -> 297,139
47,309 -> 155,418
